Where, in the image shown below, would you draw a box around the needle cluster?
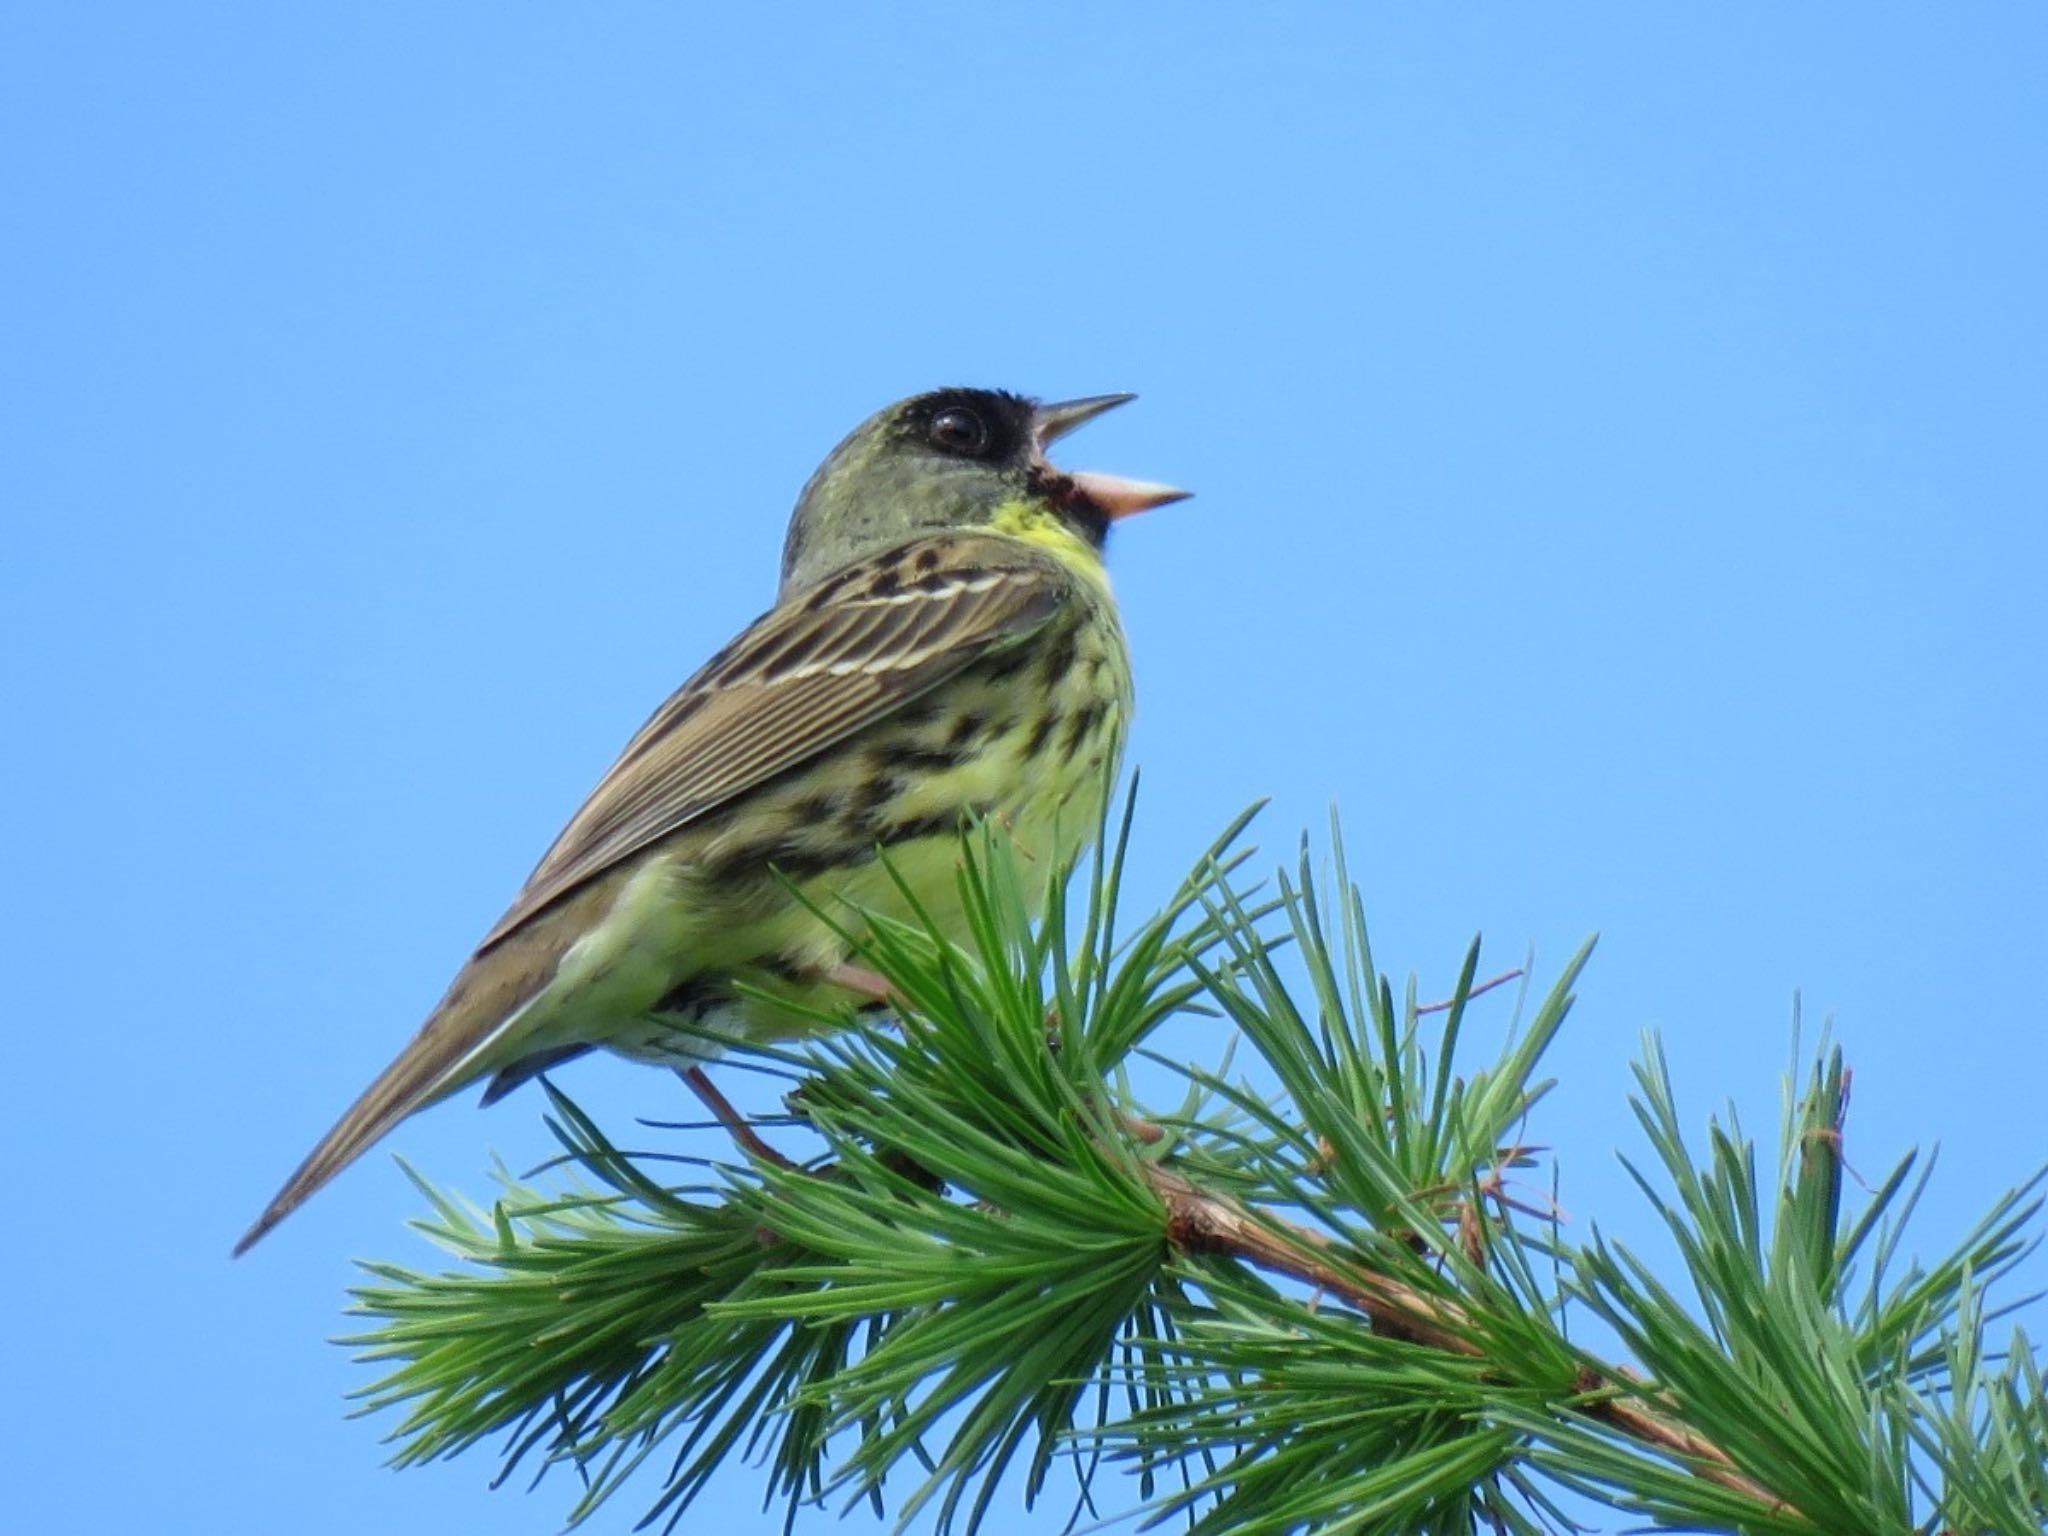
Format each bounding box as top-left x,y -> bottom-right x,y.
347,798 -> 2048,1534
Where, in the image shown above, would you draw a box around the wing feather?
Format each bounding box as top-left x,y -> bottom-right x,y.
475,535 -> 1070,951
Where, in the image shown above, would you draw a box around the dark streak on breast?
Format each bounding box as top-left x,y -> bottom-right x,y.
884,810 -> 969,844
980,647 -> 1034,684
706,837 -> 851,889
873,740 -> 968,773
1039,624 -> 1078,688
853,772 -> 903,815
1062,699 -> 1107,754
890,695 -> 945,727
1022,711 -> 1061,759
790,789 -> 848,823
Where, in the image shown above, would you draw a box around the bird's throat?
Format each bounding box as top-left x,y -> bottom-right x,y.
989,497 -> 1115,598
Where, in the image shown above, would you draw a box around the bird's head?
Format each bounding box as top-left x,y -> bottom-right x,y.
778,388 -> 1188,595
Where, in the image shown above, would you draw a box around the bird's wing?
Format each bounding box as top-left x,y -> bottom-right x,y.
476,533 -> 1073,951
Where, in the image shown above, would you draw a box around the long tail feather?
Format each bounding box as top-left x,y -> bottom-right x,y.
232,938 -> 560,1257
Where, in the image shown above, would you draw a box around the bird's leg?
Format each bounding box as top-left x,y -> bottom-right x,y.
821,960 -> 896,1005
677,1064 -> 796,1169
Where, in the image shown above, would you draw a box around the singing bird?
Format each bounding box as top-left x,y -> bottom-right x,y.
235,388 -> 1186,1254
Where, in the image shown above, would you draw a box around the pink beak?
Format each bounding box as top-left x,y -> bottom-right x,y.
1063,470 -> 1193,520
1031,393 -> 1192,521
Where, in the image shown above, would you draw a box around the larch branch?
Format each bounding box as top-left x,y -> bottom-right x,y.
1142,1158 -> 1789,1511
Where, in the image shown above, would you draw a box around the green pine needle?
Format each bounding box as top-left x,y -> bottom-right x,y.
345,792 -> 2048,1534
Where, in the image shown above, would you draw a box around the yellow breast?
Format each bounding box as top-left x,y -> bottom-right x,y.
574,519 -> 1134,1056
989,497 -> 1117,601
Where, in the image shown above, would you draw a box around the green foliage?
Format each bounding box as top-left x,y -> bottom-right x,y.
347,799 -> 2047,1533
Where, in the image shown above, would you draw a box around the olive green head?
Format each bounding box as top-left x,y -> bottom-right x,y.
778,388 -> 1187,595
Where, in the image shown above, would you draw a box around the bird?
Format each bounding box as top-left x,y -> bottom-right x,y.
234,387 -> 1186,1255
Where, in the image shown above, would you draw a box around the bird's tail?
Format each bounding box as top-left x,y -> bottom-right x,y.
232,941 -> 555,1257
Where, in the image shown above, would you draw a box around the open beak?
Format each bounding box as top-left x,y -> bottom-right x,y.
1034,393 -> 1136,445
1032,393 -> 1192,520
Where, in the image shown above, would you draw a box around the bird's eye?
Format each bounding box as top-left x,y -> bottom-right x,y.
928,407 -> 990,456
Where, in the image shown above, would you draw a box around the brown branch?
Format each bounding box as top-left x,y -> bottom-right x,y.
1573,1370 -> 1784,1508
708,1068 -> 1793,1513
1149,1162 -> 1476,1354
1416,965 -> 1527,1016
1143,1158 -> 1789,1511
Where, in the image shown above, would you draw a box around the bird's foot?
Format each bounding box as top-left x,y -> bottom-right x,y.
822,960 -> 897,1006
678,1064 -> 796,1169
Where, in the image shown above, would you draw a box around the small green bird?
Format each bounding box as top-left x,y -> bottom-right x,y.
235,388 -> 1185,1254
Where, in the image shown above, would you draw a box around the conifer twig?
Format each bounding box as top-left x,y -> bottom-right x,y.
1142,1156 -> 1788,1508
348,805 -> 2048,1535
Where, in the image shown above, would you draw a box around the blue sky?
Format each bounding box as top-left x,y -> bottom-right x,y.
6,5 -> 2045,1532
